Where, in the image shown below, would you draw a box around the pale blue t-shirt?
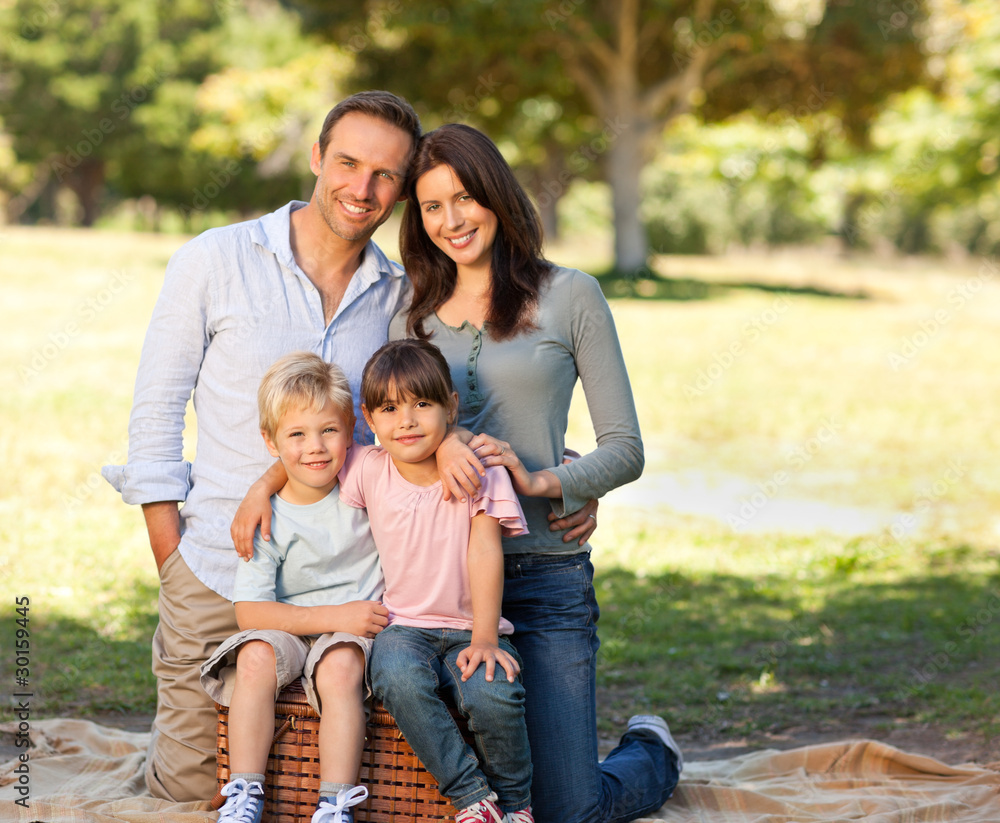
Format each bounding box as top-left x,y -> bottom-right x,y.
232,486 -> 384,607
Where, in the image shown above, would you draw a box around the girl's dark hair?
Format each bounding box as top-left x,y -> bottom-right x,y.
361,339 -> 455,411
400,123 -> 552,341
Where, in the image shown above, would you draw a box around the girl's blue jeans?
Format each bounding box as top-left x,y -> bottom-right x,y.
502,551 -> 681,823
369,624 -> 532,813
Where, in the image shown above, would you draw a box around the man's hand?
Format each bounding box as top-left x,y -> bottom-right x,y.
232,480 -> 274,560
456,641 -> 520,683
548,498 -> 599,546
142,501 -> 182,572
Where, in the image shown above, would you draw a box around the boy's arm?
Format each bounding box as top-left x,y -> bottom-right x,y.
231,460 -> 288,559
234,599 -> 388,638
456,513 -> 520,683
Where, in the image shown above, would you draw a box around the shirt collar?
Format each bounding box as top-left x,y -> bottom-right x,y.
251,200 -> 404,284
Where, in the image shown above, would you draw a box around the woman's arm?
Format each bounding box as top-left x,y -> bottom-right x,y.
546,272 -> 644,512
456,513 -> 520,683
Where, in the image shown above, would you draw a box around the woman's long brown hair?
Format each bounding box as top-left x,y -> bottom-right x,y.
399,123 -> 552,341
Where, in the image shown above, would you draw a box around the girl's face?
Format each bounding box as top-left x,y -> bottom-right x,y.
363,382 -> 459,482
415,164 -> 498,278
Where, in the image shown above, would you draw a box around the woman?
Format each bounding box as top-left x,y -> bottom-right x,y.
392,123 -> 682,823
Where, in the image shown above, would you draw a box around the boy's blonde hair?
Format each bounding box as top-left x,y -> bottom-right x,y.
258,352 -> 355,440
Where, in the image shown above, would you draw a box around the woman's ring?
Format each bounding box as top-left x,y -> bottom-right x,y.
499,447 -> 506,456
588,514 -> 597,521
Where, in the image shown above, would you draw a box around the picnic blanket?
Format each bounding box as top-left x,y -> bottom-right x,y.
1,719 -> 998,822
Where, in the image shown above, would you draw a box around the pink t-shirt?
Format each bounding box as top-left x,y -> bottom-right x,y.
338,445 -> 527,634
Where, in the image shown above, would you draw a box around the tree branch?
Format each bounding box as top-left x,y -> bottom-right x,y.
563,12 -> 618,75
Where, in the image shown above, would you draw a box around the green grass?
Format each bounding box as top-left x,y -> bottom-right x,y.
1,225 -> 998,750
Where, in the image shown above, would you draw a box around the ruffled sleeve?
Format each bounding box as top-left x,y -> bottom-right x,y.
471,466 -> 529,537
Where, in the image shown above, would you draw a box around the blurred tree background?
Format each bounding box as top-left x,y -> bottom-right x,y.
1,0 -> 998,269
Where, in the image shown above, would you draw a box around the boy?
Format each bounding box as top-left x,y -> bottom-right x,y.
201,352 -> 387,823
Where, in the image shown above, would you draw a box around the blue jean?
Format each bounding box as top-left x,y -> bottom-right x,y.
503,552 -> 680,823
369,625 -> 532,813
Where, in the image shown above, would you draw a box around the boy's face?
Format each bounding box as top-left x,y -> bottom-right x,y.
263,400 -> 353,505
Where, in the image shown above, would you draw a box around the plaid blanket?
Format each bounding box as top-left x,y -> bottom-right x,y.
1,719 -> 998,822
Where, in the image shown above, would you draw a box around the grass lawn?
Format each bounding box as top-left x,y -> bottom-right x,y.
2,224 -> 997,756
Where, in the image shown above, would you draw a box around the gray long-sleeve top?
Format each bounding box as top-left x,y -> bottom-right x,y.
390,266 -> 644,555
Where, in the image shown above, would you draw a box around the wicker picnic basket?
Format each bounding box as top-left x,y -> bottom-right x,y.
215,679 -> 463,823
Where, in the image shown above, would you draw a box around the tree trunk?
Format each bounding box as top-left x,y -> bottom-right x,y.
606,118 -> 649,275
63,158 -> 105,226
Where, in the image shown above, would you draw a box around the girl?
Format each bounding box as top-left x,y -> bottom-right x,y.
340,338 -> 538,823
393,123 -> 683,823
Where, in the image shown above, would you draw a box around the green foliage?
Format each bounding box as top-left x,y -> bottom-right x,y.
641,114 -> 835,254
0,0 -> 338,227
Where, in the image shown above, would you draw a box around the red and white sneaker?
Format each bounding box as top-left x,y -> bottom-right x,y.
504,807 -> 534,823
455,792 -> 504,823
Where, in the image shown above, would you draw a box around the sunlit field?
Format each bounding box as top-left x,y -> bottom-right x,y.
2,224 -> 997,756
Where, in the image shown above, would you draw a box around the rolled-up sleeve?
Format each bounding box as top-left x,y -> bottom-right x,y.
103,242 -> 211,505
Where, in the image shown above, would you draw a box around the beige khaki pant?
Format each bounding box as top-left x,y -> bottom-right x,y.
146,550 -> 240,802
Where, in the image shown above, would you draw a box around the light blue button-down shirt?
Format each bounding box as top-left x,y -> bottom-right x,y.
103,201 -> 409,600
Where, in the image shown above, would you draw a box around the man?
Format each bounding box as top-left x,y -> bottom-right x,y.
103,91 -> 421,801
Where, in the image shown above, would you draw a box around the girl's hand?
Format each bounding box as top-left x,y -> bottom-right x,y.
231,480 -> 273,561
457,641 -> 521,683
548,498 -> 599,545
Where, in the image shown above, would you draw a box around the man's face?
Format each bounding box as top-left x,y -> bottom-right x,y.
310,112 -> 413,243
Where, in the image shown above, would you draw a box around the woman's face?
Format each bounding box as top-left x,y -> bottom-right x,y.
414,164 -> 498,278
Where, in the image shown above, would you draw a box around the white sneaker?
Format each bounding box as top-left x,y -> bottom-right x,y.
312,785 -> 369,823
217,779 -> 265,823
628,714 -> 684,772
